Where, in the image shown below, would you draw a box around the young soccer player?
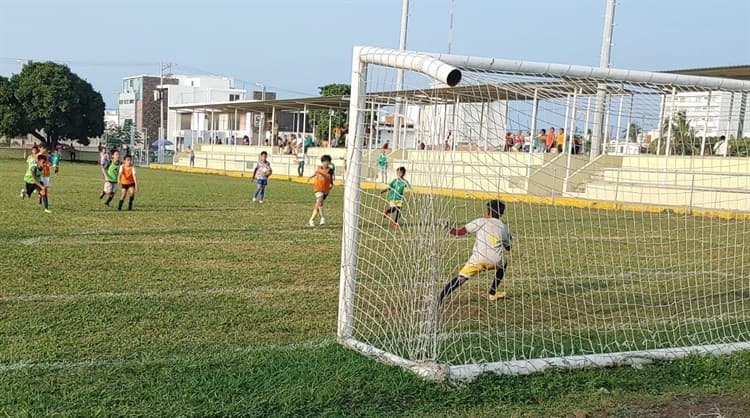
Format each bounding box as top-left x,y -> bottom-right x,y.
251,151 -> 272,203
38,150 -> 52,205
21,146 -> 40,198
117,155 -> 138,211
99,148 -> 111,200
22,154 -> 51,213
307,154 -> 334,227
50,146 -> 62,175
102,150 -> 121,207
381,166 -> 411,229
377,149 -> 388,184
438,200 -> 512,304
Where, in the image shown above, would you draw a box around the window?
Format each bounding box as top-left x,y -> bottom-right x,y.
229,94 -> 240,102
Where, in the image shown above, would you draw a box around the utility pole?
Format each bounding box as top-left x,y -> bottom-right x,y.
158,62 -> 172,163
591,0 -> 616,159
393,0 -> 409,150
256,82 -> 266,145
448,0 -> 455,54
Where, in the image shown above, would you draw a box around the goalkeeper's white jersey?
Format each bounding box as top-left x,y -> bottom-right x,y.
465,217 -> 511,266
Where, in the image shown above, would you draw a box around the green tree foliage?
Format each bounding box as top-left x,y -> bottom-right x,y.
310,83 -> 350,145
104,120 -> 142,150
0,62 -> 104,148
647,111 -> 700,155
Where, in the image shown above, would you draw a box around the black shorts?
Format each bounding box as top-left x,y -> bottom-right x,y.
121,183 -> 135,191
25,182 -> 41,196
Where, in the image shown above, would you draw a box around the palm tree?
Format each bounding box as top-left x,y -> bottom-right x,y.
648,111 -> 699,155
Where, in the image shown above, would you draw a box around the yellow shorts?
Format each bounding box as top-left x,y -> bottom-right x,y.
458,262 -> 498,279
389,200 -> 403,207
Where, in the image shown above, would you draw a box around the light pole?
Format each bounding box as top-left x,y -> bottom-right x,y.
448,0 -> 455,54
255,82 -> 266,145
393,0 -> 409,150
591,0 -> 616,159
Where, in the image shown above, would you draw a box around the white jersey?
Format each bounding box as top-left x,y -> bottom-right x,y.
254,160 -> 272,180
465,217 -> 511,266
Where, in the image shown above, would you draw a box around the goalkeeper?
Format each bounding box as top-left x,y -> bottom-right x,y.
439,200 -> 512,303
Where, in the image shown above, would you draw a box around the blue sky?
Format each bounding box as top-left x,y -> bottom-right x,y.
1,0 -> 748,108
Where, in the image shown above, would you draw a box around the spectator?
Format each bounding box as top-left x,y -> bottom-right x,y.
243,135 -> 250,145
556,128 -> 565,153
546,127 -> 555,152
713,135 -> 728,156
333,125 -> 345,147
536,129 -> 547,153
189,147 -> 195,167
444,140 -> 451,151
297,148 -> 306,177
419,141 -> 426,150
504,132 -> 514,152
382,141 -> 389,150
304,135 -> 314,153
513,131 -> 524,151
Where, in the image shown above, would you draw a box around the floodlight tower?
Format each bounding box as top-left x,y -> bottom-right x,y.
591,0 -> 617,159
393,0 -> 409,150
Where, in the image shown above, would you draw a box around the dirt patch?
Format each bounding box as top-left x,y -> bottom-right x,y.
585,393 -> 750,418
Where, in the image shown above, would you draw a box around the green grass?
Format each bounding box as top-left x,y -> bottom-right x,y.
1,158 -> 749,417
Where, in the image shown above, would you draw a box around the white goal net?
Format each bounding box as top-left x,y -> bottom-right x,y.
338,47 -> 750,381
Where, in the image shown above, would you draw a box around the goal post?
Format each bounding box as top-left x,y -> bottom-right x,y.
339,46 -> 750,382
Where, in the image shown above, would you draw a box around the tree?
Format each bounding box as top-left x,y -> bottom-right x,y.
648,111 -> 699,155
311,83 -> 350,145
104,120 -> 142,150
0,62 -> 104,148
624,123 -> 642,142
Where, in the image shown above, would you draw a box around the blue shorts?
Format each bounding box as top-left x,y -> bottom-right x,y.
256,178 -> 268,187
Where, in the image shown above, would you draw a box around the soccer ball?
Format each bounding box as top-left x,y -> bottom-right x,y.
263,167 -> 272,176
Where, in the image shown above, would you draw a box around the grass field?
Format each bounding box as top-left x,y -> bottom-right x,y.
1,158 -> 749,417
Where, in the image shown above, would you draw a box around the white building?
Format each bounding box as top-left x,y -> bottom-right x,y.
163,75 -> 246,149
663,91 -> 749,138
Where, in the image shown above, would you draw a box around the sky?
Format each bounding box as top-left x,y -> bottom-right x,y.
1,0 -> 748,108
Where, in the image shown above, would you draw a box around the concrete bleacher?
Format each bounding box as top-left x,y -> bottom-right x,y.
171,145 -> 750,213
566,156 -> 750,212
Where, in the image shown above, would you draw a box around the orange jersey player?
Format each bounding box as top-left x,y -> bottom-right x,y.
307,154 -> 334,227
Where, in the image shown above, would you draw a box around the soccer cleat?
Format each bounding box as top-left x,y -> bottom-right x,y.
489,291 -> 506,301
383,209 -> 389,218
259,200 -> 264,204
43,209 -> 52,214
308,219 -> 315,227
20,188 -> 26,199
391,222 -> 399,230
319,217 -> 326,225
252,197 -> 257,203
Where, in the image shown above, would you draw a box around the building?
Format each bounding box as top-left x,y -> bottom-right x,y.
661,65 -> 750,138
661,91 -> 748,138
117,74 -> 254,148
118,75 -> 178,142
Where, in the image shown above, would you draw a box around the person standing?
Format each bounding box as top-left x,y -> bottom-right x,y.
251,151 -> 272,203
297,148 -> 306,177
377,149 -> 388,184
556,128 -> 565,153
189,147 -> 195,168
546,127 -> 556,152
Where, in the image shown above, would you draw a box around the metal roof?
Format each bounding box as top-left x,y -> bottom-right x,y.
170,96 -> 350,113
663,65 -> 750,81
170,81 -> 643,113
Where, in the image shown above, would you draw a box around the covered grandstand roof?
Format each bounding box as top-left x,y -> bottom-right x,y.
664,65 -> 750,81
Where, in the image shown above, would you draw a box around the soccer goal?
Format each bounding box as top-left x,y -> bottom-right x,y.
338,46 -> 750,381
